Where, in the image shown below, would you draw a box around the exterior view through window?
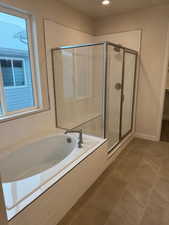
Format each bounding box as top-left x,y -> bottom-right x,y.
0,10 -> 40,116
0,58 -> 26,87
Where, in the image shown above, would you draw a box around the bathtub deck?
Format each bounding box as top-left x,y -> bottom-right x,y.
1,134 -> 106,220
58,138 -> 169,225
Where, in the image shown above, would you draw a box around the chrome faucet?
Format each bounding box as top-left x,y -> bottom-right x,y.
64,129 -> 83,148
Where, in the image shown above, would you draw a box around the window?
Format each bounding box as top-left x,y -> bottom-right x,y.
0,8 -> 41,117
0,58 -> 26,87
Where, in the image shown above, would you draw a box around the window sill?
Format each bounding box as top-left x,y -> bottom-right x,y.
0,107 -> 50,123
4,85 -> 28,89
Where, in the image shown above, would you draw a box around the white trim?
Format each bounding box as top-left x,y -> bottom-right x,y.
134,132 -> 158,141
26,14 -> 39,107
5,106 -> 39,116
0,66 -> 7,115
0,5 -> 43,120
157,22 -> 169,141
31,17 -> 43,106
0,106 -> 43,122
0,4 -> 32,21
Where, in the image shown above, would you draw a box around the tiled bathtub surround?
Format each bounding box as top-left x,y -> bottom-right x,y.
58,138 -> 169,225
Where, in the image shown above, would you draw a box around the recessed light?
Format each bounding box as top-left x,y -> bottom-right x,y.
102,0 -> 110,6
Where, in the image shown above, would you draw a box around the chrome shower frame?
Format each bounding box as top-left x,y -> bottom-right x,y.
51,41 -> 138,153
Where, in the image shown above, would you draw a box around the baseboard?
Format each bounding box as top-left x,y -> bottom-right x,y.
134,132 -> 158,141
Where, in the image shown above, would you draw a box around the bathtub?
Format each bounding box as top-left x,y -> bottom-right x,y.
0,134 -> 77,183
0,133 -> 106,220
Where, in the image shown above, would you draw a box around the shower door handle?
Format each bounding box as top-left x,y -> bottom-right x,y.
115,83 -> 122,90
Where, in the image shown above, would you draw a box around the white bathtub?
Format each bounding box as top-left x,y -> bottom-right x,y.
0,133 -> 105,220
0,134 -> 77,183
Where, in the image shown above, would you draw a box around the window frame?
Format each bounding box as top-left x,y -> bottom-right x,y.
0,5 -> 42,120
0,57 -> 27,88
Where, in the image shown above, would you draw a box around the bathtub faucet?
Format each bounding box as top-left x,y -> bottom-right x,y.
64,129 -> 83,148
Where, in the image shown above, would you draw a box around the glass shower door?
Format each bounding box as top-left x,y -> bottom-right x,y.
52,44 -> 105,138
106,45 -> 124,148
121,51 -> 137,138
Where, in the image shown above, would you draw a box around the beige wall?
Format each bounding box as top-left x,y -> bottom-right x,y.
1,0 -> 169,148
0,1 -> 143,224
44,20 -> 139,138
0,0 -> 143,150
1,0 -> 94,34
44,20 -> 103,137
94,4 -> 169,141
94,30 -> 141,51
0,0 -> 94,151
44,20 -> 105,137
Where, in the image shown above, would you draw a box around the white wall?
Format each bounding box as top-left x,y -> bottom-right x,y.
94,30 -> 141,51
44,19 -> 97,130
0,0 -> 94,151
44,20 -> 140,140
94,4 -> 169,141
0,5 -> 140,225
0,3 -> 141,151
94,30 -> 141,147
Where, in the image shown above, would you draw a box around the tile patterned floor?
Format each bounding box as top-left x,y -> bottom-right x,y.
58,138 -> 169,225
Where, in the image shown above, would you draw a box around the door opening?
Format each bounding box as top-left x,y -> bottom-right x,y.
161,64 -> 169,142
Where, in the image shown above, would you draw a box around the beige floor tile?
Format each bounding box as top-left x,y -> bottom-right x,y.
140,204 -> 166,225
57,139 -> 169,225
130,158 -> 159,185
112,154 -> 143,183
84,175 -> 127,213
155,177 -> 169,202
126,179 -> 152,207
159,155 -> 169,181
105,190 -> 144,225
140,190 -> 169,225
149,189 -> 169,209
71,206 -> 109,225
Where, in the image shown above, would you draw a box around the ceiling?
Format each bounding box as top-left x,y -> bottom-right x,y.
59,0 -> 169,18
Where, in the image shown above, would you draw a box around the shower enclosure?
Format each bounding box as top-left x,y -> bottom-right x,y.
52,42 -> 137,152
